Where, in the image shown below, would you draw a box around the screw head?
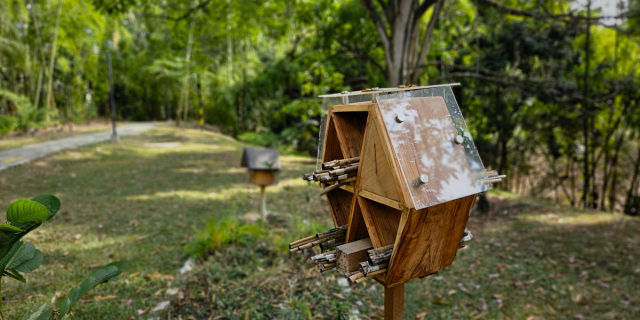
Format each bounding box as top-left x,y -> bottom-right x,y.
455,135 -> 464,144
419,174 -> 429,184
395,114 -> 405,123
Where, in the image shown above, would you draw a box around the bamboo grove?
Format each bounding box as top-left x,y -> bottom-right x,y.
0,0 -> 639,213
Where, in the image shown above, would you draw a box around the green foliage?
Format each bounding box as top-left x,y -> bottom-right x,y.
185,218 -> 267,257
0,115 -> 17,136
6,200 -> 50,224
0,195 -> 123,319
59,261 -> 125,315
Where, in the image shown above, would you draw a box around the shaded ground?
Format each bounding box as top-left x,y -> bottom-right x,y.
0,126 -> 638,319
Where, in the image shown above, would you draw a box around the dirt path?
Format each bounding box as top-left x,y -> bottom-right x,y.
0,122 -> 160,171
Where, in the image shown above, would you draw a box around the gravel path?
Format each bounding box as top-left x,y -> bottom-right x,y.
0,122 -> 160,171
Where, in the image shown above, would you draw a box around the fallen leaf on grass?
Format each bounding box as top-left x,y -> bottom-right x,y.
332,293 -> 345,299
416,311 -> 427,319
93,295 -> 116,301
492,293 -> 507,300
431,300 -> 453,305
447,290 -> 457,295
571,293 -> 582,304
545,305 -> 557,315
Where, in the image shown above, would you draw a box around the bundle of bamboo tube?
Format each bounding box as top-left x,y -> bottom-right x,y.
288,225 -> 347,253
302,157 -> 360,195
365,245 -> 393,265
311,250 -> 337,272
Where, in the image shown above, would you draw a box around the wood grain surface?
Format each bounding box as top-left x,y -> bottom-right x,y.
358,196 -> 402,248
357,115 -> 402,201
332,112 -> 369,158
385,195 -> 476,286
326,188 -> 353,227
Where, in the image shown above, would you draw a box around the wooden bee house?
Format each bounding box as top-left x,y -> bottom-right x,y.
241,147 -> 281,186
241,147 -> 281,221
317,84 -> 494,318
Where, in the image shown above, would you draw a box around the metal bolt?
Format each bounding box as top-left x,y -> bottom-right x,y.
372,87 -> 380,90
341,91 -> 348,94
395,114 -> 405,123
419,174 -> 429,184
455,135 -> 464,144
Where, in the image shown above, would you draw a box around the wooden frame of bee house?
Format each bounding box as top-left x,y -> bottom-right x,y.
317,84 -> 493,319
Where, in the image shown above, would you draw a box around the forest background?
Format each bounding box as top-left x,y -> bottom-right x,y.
1,0 -> 640,214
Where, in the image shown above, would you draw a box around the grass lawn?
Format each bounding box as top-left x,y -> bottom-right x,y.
0,120 -> 130,152
0,125 -> 638,319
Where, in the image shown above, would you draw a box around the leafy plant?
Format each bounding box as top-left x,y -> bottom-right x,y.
0,195 -> 124,319
0,115 -> 17,136
185,217 -> 267,257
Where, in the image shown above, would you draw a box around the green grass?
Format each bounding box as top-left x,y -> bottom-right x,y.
0,125 -> 638,319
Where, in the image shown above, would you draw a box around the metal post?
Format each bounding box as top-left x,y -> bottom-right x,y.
106,51 -> 118,143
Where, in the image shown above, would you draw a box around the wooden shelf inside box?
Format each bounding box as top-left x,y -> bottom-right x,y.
326,188 -> 353,227
357,196 -> 402,248
322,105 -> 371,227
332,111 -> 369,159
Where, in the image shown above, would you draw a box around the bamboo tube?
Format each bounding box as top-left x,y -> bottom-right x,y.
368,249 -> 393,265
354,269 -> 387,283
322,157 -> 360,169
320,240 -> 345,251
293,233 -> 345,252
316,225 -> 348,239
364,262 -> 388,275
328,164 -> 359,176
320,177 -> 356,195
366,244 -> 394,257
348,272 -> 365,281
289,235 -> 317,248
345,271 -> 360,278
320,172 -> 357,183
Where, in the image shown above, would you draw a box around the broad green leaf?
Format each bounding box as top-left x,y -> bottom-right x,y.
20,303 -> 47,320
58,262 -> 125,315
0,231 -> 10,247
8,242 -> 35,269
14,249 -> 43,273
0,224 -> 24,233
31,195 -> 61,220
34,309 -> 52,320
5,268 -> 26,282
6,200 -> 49,223
0,240 -> 25,271
60,286 -> 81,315
0,222 -> 42,271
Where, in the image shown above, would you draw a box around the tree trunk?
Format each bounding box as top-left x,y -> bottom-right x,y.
44,0 -> 62,119
176,24 -> 194,126
607,129 -> 626,212
624,145 -> 640,215
358,0 -> 445,87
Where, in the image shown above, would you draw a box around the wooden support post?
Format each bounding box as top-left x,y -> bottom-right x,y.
260,185 -> 267,222
384,283 -> 404,320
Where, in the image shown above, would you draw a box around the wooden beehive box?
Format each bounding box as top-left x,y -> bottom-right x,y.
318,84 -> 492,288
